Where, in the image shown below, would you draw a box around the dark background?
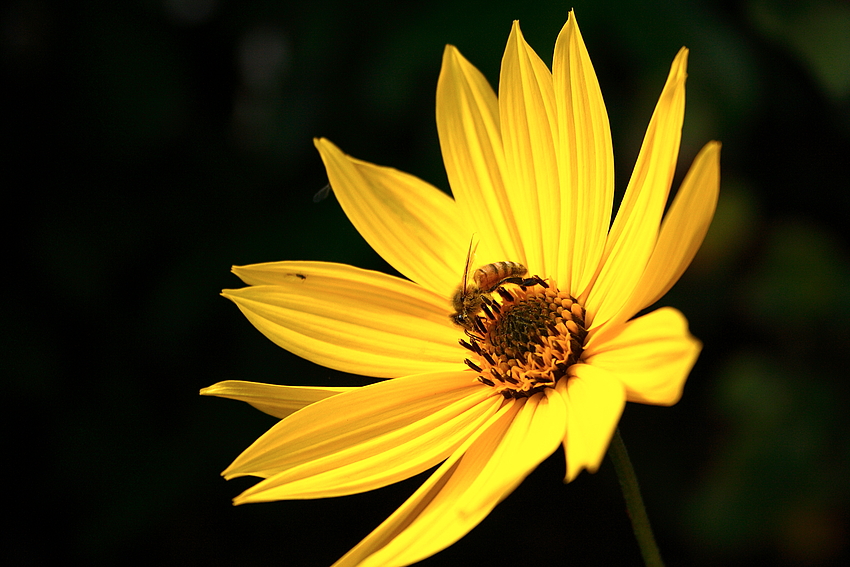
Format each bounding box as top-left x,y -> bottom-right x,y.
6,0 -> 849,565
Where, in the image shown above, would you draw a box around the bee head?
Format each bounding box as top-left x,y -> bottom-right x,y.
452,311 -> 480,331
450,312 -> 467,327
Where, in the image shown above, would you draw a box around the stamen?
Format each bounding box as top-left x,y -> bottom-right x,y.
478,376 -> 496,387
481,302 -> 494,320
497,288 -> 515,302
474,318 -> 487,335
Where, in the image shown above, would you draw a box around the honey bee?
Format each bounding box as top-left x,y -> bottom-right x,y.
450,241 -> 539,331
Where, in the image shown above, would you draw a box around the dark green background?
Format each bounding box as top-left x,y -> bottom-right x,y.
7,0 -> 849,565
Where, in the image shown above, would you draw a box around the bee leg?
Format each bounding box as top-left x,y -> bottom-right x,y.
481,294 -> 502,315
464,329 -> 484,344
497,287 -> 516,302
518,275 -> 548,288
480,301 -> 496,321
501,276 -> 525,287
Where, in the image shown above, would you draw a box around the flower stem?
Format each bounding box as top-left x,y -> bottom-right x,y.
608,428 -> 665,567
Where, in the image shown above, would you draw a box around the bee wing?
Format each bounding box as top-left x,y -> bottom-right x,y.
313,183 -> 332,203
462,236 -> 478,292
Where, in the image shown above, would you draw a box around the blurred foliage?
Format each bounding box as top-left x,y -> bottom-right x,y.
5,0 -> 849,565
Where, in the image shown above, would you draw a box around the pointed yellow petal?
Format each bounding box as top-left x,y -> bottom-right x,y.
499,21 -> 560,276
225,262 -> 462,378
552,11 -> 614,294
200,380 -> 351,419
613,141 -> 721,323
558,364 -> 626,482
334,393 -> 565,567
585,48 -> 689,329
455,387 -> 567,517
235,385 -> 501,502
224,371 -> 482,481
584,307 -> 701,406
437,44 -> 523,263
230,260 -> 346,286
332,403 -> 521,567
315,138 -> 467,296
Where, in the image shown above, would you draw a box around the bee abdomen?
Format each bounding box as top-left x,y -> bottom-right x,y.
473,261 -> 527,292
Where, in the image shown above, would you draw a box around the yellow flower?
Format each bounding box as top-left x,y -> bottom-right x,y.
202,11 -> 719,567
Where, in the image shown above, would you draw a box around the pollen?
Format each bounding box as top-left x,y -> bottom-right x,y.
459,282 -> 587,398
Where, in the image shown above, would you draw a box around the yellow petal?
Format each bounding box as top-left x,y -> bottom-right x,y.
437,44 -> 523,264
499,21 -> 560,276
552,11 -> 614,294
229,259 -> 338,285
224,371 -> 483,481
200,380 -> 351,419
614,141 -> 721,323
315,138 -> 467,296
584,307 -> 701,406
331,403 -> 519,567
234,384 -> 501,502
334,393 -> 566,567
455,387 -> 567,517
585,48 -> 689,329
559,364 -> 626,482
225,262 -> 462,378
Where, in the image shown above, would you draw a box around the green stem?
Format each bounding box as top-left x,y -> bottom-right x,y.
608,428 -> 665,567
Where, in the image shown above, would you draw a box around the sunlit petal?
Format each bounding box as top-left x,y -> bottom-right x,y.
315,138 -> 468,296
437,44 -> 523,264
455,388 -> 567,516
331,403 -> 519,567
234,381 -> 502,501
552,12 -> 614,294
225,262 -> 462,378
200,380 -> 351,419
335,391 -> 565,567
559,364 -> 626,482
499,21 -> 560,276
586,307 -> 700,405
585,48 -> 688,329
224,371 -> 483,481
613,141 -> 721,323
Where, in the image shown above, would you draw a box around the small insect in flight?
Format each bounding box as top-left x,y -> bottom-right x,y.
450,241 -> 543,331
313,183 -> 332,203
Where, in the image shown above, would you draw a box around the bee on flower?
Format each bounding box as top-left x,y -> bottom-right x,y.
449,239 -> 546,332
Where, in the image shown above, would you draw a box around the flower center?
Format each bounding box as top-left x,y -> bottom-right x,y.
459,281 -> 587,398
